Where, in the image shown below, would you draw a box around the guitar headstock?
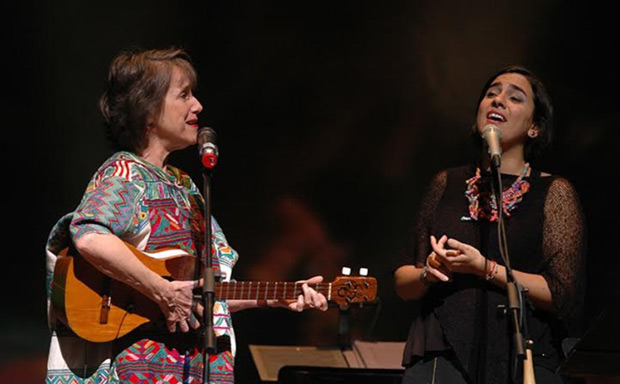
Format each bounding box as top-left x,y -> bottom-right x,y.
330,268 -> 378,308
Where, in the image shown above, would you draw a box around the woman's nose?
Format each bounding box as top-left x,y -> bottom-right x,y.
491,93 -> 506,108
192,96 -> 203,114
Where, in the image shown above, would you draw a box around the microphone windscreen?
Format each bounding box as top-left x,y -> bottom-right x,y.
481,124 -> 501,140
197,127 -> 217,146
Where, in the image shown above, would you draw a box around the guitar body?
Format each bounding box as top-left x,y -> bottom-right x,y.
51,243 -> 197,342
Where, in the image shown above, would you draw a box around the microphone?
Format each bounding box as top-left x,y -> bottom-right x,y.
481,124 -> 502,168
197,127 -> 218,169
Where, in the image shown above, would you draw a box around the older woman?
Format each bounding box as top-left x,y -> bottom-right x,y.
45,47 -> 327,384
394,66 -> 586,383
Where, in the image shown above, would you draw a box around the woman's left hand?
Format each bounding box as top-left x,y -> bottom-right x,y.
430,235 -> 486,277
277,275 -> 329,312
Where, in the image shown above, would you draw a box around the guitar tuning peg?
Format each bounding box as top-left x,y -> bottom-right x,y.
341,267 -> 351,276
359,268 -> 368,277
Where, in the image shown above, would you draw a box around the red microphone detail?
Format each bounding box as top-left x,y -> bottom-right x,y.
197,127 -> 218,170
201,151 -> 218,169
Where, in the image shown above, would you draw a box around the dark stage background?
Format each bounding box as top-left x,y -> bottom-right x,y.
4,1 -> 620,382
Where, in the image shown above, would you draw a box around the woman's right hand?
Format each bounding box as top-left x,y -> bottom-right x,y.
424,251 -> 453,283
157,279 -> 202,333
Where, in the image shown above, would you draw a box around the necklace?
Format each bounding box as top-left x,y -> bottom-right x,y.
465,163 -> 531,222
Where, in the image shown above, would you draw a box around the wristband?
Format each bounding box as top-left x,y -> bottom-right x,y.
485,260 -> 498,281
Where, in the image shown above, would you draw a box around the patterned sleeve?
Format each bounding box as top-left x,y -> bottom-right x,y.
70,163 -> 147,241
540,177 -> 587,333
211,217 -> 239,279
396,170 -> 448,269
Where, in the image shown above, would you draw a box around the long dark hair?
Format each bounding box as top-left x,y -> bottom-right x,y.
471,66 -> 554,162
99,47 -> 198,153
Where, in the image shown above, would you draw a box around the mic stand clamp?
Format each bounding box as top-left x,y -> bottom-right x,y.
506,276 -> 526,359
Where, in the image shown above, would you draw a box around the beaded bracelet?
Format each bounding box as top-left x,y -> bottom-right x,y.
486,260 -> 499,281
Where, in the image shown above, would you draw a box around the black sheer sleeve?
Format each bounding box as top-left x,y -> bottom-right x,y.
396,170 -> 448,269
540,177 -> 587,334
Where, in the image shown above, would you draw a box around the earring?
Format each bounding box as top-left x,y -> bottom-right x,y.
528,130 -> 537,138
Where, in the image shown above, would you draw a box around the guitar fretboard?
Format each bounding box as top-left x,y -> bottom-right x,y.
214,281 -> 332,301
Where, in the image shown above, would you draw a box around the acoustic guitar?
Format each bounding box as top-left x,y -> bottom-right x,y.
51,242 -> 378,343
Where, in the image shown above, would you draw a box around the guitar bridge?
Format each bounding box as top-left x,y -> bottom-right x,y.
100,294 -> 111,324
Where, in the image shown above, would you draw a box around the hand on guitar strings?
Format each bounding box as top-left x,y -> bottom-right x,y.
157,279 -> 202,333
272,275 -> 329,312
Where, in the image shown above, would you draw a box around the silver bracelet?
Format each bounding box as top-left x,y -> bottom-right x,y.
421,266 -> 433,286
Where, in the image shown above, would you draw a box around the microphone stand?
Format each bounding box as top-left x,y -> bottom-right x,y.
200,165 -> 217,384
337,304 -> 352,350
489,156 -> 535,384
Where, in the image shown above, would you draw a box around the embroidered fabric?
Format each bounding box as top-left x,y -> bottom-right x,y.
45,151 -> 239,384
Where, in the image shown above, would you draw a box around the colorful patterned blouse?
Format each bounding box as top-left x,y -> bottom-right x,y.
45,151 -> 239,383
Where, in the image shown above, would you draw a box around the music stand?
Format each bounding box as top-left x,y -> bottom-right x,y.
250,341 -> 405,383
277,366 -> 404,384
559,295 -> 620,380
250,345 -> 349,382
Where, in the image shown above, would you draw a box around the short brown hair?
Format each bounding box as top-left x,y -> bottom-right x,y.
99,47 -> 197,153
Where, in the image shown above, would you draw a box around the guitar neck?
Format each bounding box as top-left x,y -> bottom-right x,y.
215,281 -> 331,301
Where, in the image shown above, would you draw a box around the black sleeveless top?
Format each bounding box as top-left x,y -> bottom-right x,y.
396,165 -> 586,383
